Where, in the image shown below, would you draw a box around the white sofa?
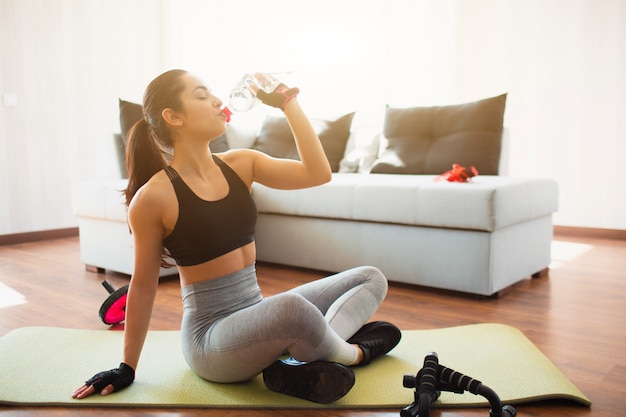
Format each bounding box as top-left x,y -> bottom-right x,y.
253,174 -> 557,296
72,147 -> 558,296
72,94 -> 558,296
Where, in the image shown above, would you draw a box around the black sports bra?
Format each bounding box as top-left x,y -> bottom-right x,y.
162,157 -> 257,266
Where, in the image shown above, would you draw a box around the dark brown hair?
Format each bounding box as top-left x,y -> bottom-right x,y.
124,69 -> 188,206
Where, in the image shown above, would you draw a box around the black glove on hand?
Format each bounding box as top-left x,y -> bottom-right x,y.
256,83 -> 299,110
85,362 -> 135,393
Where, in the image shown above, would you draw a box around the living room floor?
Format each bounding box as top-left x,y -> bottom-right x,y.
0,232 -> 624,417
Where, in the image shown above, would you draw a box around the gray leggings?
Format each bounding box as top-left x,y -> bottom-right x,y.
180,264 -> 388,383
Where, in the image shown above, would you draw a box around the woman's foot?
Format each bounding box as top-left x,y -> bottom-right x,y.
348,321 -> 402,366
262,358 -> 355,404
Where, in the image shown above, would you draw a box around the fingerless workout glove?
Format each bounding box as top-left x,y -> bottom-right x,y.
85,362 -> 135,393
256,83 -> 299,110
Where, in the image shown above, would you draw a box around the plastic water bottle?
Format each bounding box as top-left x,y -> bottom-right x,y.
221,73 -> 285,122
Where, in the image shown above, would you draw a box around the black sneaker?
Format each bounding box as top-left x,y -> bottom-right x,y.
262,358 -> 355,404
347,321 -> 402,366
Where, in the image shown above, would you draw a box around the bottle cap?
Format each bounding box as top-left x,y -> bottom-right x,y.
222,106 -> 232,123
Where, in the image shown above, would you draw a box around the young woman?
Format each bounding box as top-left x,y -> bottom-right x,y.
72,70 -> 401,404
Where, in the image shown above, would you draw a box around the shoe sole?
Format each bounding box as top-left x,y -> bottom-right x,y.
263,360 -> 355,404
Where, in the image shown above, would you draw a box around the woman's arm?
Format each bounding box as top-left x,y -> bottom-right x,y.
73,186 -> 163,398
124,186 -> 167,363
246,98 -> 332,190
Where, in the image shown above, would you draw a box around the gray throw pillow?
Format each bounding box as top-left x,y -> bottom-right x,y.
119,99 -> 144,146
371,94 -> 507,175
253,113 -> 355,172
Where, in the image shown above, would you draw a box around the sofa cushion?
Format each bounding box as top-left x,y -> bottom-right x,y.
371,94 -> 506,175
119,99 -> 144,146
118,99 -> 230,152
252,173 -> 558,232
252,113 -> 355,172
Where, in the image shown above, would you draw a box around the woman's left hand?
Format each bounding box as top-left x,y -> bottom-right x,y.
257,83 -> 300,110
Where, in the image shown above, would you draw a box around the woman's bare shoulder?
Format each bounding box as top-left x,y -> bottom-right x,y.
129,170 -> 173,214
217,148 -> 264,187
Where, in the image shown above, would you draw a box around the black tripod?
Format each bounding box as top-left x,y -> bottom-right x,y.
401,352 -> 517,417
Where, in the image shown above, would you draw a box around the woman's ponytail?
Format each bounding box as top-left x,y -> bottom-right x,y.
123,69 -> 187,207
124,118 -> 168,206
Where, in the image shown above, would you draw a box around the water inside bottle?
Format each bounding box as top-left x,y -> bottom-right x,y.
228,91 -> 257,112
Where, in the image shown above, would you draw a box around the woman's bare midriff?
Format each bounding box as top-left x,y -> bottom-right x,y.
177,242 -> 257,287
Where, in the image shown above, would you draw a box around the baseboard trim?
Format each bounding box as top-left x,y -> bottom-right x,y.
554,225 -> 626,240
1,225 -> 624,246
0,227 -> 79,246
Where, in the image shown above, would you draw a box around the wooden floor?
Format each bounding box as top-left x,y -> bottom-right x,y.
0,233 -> 624,417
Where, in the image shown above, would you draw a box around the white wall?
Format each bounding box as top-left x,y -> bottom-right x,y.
0,0 -> 167,234
1,0 -> 625,235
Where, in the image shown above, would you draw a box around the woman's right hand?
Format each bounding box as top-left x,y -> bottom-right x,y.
72,362 -> 135,399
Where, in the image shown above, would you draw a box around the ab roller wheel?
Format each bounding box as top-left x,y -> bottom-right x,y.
99,280 -> 128,325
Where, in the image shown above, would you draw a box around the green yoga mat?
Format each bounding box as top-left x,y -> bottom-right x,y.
0,323 -> 590,409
